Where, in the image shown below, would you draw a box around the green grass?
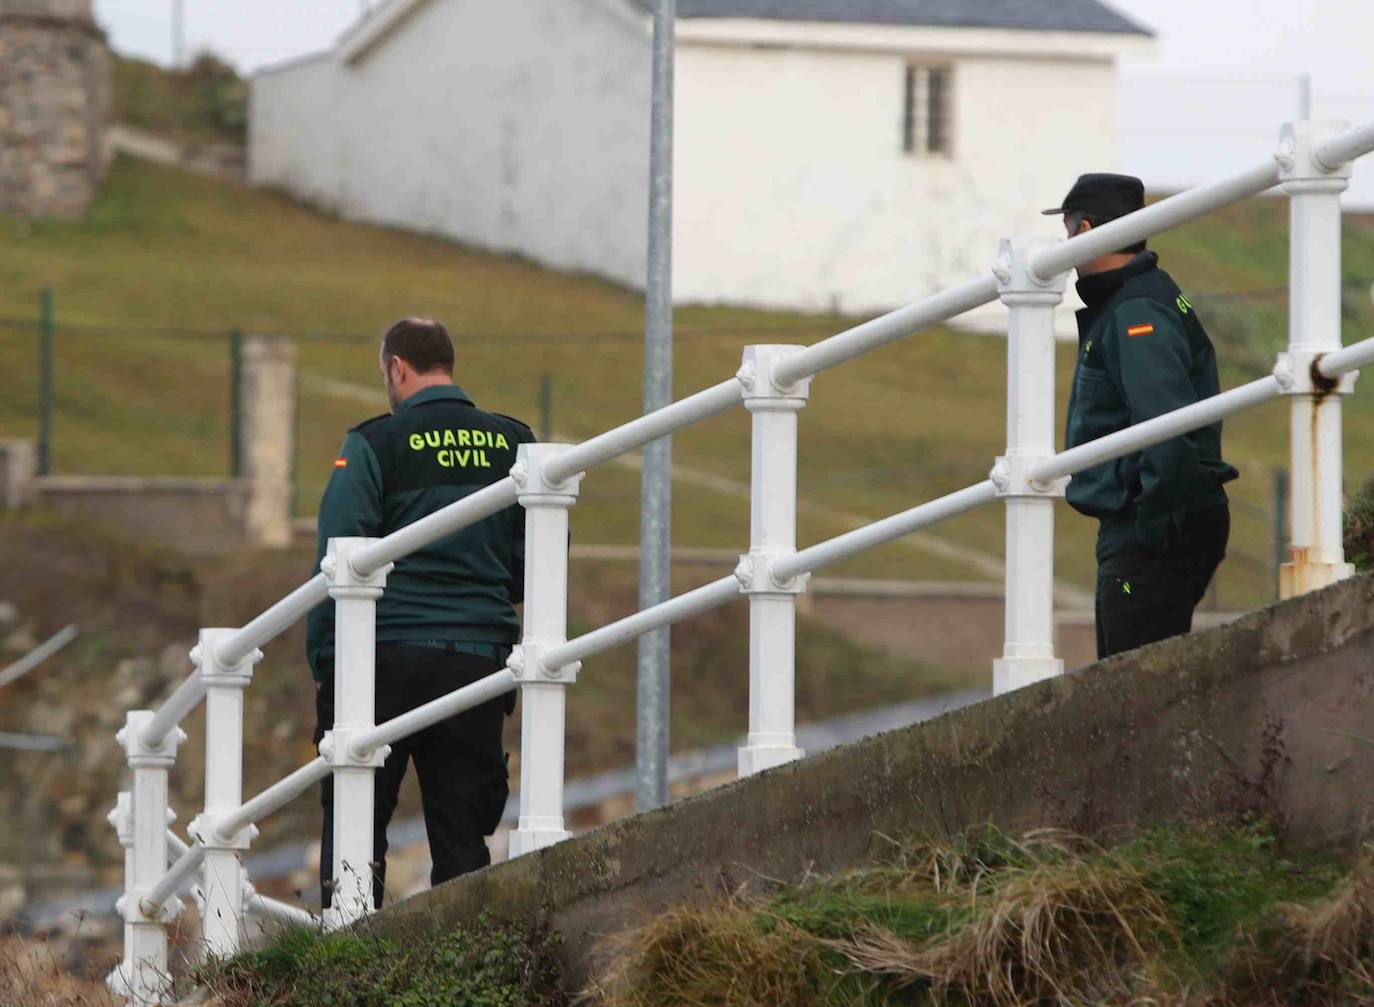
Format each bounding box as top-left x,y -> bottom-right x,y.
601,821 -> 1364,1007
200,911 -> 565,1007
4,158 -> 1374,607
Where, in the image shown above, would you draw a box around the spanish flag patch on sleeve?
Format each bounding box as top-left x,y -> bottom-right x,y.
333,457 -> 348,469
1126,323 -> 1155,338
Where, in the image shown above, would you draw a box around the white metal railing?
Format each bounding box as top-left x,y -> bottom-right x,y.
105,117 -> 1374,1004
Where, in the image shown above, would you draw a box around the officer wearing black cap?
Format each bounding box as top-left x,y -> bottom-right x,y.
1047,173 -> 1239,659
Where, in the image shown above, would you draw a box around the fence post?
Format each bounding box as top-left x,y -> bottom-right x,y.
37,287 -> 53,476
991,239 -> 1069,695
186,629 -> 262,959
509,443 -> 582,856
238,334 -> 298,548
320,537 -> 391,926
735,345 -> 810,776
109,712 -> 185,1005
1275,120 -> 1356,598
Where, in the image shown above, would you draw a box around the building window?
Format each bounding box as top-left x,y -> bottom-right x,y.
903,64 -> 953,157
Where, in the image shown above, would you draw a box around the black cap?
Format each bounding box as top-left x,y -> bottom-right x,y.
1042,173 -> 1144,219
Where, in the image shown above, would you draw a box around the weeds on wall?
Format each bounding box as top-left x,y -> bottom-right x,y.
597,822 -> 1370,1007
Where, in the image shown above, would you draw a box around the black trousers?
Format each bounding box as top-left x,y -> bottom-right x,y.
1095,507 -> 1230,660
314,644 -> 511,909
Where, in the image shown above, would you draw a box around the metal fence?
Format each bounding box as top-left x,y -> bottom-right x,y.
105,116 -> 1374,1004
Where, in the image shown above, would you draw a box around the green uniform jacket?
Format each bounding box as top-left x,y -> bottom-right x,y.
305,384 -> 535,680
1064,252 -> 1238,559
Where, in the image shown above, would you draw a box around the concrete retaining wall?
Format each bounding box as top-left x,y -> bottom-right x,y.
373,571 -> 1374,986
34,476 -> 249,555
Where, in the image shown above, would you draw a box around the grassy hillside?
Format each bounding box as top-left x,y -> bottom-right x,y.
3,158 -> 1374,610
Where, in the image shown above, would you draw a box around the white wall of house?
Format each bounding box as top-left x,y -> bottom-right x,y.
250,0 -> 652,287
673,39 -> 1121,323
250,1 -> 1148,330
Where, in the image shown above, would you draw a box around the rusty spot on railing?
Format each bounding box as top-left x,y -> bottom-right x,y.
1311,353 -> 1339,401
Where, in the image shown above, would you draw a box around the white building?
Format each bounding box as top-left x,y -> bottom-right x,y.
250,0 -> 1153,323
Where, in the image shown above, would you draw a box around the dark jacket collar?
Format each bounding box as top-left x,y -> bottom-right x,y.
1075,251 -> 1158,309
395,383 -> 475,414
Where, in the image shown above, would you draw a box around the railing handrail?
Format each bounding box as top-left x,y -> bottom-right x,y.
137,117 -> 1374,754
157,329 -> 1374,923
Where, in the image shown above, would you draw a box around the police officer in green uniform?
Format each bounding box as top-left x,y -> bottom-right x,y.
306,317 -> 534,908
1047,174 -> 1239,659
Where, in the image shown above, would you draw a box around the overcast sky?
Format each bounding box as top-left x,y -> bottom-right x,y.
93,0 -> 1374,86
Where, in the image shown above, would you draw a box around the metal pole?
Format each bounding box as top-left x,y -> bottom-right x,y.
1299,72 -> 1313,121
38,288 -> 53,477
0,624 -> 78,690
229,330 -> 243,478
509,444 -> 582,855
539,374 -> 553,442
737,346 -> 810,776
637,0 -> 675,813
171,0 -> 185,69
991,240 -> 1068,695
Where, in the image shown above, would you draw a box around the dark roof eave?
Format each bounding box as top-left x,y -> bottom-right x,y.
629,0 -> 1155,38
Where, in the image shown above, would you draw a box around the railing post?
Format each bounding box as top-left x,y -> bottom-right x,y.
1276,120 -> 1358,598
509,443 -> 583,856
185,629 -> 262,959
319,537 -> 391,926
736,345 -> 811,776
991,239 -> 1070,695
109,713 -> 185,1005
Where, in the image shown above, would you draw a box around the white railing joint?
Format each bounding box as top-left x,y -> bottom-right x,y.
735,549 -> 809,596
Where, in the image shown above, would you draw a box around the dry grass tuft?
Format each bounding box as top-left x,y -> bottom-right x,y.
599,830 -> 1185,1007
0,933 -> 119,1007
1215,852 -> 1374,1006
835,855 -> 1174,1006
596,901 -> 835,1007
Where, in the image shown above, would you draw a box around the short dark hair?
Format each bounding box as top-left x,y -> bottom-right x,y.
382,318 -> 454,374
1070,211 -> 1147,256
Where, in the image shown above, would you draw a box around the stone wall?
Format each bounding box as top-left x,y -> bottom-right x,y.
0,0 -> 110,218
